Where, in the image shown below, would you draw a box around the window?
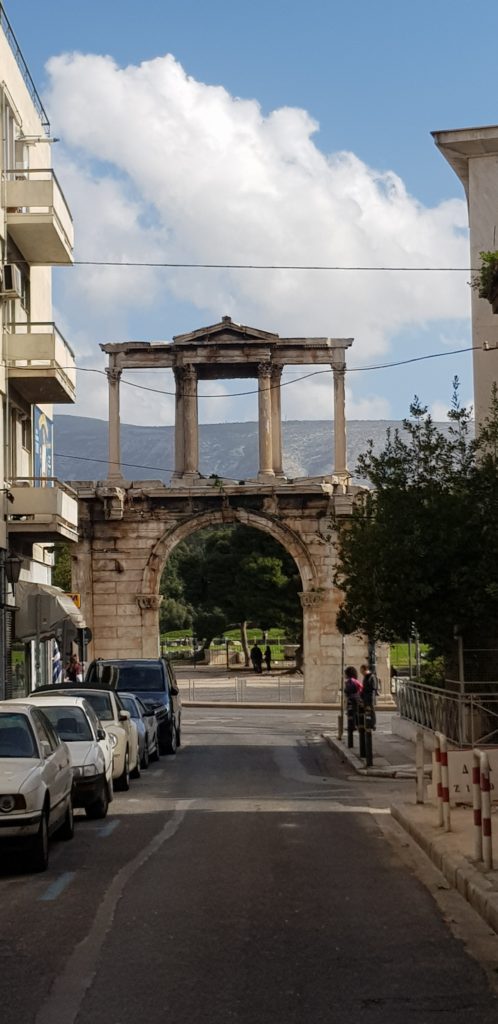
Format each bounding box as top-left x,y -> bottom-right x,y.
0,713 -> 36,758
41,706 -> 93,742
21,414 -> 32,453
31,709 -> 58,754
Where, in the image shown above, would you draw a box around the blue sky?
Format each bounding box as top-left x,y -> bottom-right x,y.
8,0 -> 498,425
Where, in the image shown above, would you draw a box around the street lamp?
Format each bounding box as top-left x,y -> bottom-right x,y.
5,552 -> 23,593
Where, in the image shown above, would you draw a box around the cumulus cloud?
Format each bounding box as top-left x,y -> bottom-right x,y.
45,51 -> 470,426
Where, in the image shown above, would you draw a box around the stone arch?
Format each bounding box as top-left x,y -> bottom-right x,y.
142,507 -> 320,597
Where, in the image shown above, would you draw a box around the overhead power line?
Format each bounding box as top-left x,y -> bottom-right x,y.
65,259 -> 475,272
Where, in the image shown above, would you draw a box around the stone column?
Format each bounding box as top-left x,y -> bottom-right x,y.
271,366 -> 283,476
106,363 -> 123,481
183,364 -> 199,476
300,589 -> 327,702
332,362 -> 348,477
137,595 -> 163,656
258,362 -> 274,478
172,367 -> 185,479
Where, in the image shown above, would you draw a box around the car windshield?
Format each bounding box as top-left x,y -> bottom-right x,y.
79,693 -> 114,721
86,662 -> 166,692
0,713 -> 37,758
119,697 -> 139,719
40,706 -> 93,742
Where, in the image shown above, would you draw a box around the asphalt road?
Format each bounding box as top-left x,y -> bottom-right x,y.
1,709 -> 498,1023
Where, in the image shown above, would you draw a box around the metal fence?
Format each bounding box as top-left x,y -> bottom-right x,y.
178,676 -> 305,704
396,678 -> 498,747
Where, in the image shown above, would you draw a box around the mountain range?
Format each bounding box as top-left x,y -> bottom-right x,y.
53,415 -> 449,485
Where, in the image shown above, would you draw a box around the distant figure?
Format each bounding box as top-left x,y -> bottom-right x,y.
65,653 -> 82,683
295,644 -> 303,675
360,664 -> 378,705
250,643 -> 263,674
264,645 -> 272,672
344,666 -> 362,700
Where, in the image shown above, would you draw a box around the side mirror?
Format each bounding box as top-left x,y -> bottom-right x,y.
118,709 -> 130,722
97,727 -> 106,741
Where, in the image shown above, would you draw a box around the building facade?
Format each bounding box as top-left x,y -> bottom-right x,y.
0,5 -> 81,695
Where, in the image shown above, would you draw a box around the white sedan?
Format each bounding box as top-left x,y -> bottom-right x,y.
0,703 -> 74,871
18,695 -> 114,819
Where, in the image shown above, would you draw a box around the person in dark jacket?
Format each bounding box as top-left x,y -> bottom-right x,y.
264,645 -> 272,672
360,663 -> 377,729
250,643 -> 263,674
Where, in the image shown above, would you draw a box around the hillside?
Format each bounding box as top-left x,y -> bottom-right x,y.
53,415 -> 449,485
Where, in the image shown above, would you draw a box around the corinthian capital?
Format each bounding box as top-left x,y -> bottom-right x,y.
258,362 -> 272,380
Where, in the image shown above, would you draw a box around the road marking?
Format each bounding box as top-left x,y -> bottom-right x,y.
35,804 -> 191,1024
39,872 -> 76,902
97,819 -> 120,838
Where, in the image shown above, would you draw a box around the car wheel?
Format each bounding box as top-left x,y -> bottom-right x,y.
140,741 -> 150,770
28,808 -> 49,872
131,752 -> 141,780
85,783 -> 109,819
164,722 -> 177,756
150,738 -> 160,762
116,749 -> 130,791
57,797 -> 75,840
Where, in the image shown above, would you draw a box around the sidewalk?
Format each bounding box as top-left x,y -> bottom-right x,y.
325,723 -> 498,936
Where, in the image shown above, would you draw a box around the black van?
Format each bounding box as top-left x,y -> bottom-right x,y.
85,658 -> 181,755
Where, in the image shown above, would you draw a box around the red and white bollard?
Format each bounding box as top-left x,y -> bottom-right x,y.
480,751 -> 493,871
472,748 -> 482,863
434,733 -> 444,827
435,732 -> 450,830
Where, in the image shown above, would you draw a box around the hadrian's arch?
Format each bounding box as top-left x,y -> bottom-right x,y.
72,317 -> 386,701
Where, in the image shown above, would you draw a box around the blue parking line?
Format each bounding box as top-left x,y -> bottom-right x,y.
97,819 -> 120,838
39,871 -> 76,902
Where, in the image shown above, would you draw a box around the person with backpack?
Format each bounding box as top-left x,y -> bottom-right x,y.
360,663 -> 378,730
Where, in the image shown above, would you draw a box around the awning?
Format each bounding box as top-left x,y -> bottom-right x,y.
15,581 -> 86,641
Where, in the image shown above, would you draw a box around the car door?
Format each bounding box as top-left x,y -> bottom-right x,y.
30,710 -> 71,830
113,693 -> 139,770
83,701 -> 113,782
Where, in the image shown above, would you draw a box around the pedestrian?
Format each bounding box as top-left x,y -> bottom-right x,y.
344,665 -> 362,700
65,652 -> 82,683
264,644 -> 272,672
250,643 -> 263,674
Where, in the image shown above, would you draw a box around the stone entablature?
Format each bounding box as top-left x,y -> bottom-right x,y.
73,478 -> 386,702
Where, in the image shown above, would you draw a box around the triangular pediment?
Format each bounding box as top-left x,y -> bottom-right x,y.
172,316 -> 280,346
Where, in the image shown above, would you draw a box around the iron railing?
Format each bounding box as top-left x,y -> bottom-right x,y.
178,676 -> 305,704
396,678 -> 498,747
0,6 -> 50,133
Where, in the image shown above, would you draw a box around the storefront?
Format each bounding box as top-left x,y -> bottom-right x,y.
11,581 -> 86,695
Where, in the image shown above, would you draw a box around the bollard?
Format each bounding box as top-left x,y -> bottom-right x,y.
358,702 -> 366,758
364,704 -> 374,767
415,729 -> 424,804
480,751 -> 493,871
346,698 -> 355,748
435,732 -> 450,830
433,734 -> 444,827
472,749 -> 482,863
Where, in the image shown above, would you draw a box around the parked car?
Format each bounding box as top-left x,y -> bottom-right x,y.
0,702 -> 74,871
33,687 -> 140,791
119,693 -> 159,769
85,659 -> 181,756
16,695 -> 113,819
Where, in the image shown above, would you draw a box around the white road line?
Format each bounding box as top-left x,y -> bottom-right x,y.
39,872 -> 76,902
35,804 -> 191,1024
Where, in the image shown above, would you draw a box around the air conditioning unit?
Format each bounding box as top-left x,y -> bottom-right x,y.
1,264 -> 22,300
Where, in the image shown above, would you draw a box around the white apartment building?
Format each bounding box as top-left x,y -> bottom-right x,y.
0,5 -> 83,696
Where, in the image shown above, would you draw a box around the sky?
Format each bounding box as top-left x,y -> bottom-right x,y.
7,0 -> 498,428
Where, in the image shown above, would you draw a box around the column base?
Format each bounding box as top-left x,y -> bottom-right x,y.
171,472 -> 201,487
257,470 -> 276,483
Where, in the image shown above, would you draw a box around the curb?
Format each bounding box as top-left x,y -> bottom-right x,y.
391,804 -> 498,937
323,732 -> 420,778
181,701 -> 396,712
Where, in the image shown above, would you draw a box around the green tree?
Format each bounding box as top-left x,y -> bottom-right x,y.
53,543 -> 72,592
160,525 -> 301,663
335,381 -> 498,679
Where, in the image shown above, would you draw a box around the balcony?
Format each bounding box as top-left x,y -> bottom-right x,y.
7,478 -> 78,543
3,169 -> 74,265
5,323 -> 76,404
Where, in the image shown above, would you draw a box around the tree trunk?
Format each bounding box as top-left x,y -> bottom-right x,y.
241,621 -> 250,667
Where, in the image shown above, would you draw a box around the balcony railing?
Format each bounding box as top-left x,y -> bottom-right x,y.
5,321 -> 76,404
7,477 -> 78,544
3,169 -> 74,264
0,5 -> 50,134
